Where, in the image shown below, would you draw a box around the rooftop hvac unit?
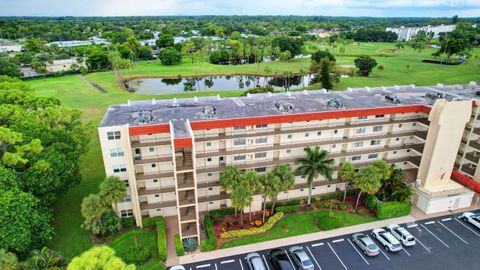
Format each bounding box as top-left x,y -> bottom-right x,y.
274,102 -> 295,113
327,98 -> 344,109
425,92 -> 446,100
385,95 -> 402,104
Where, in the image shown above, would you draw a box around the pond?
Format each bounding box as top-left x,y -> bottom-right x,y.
124,74 -> 317,95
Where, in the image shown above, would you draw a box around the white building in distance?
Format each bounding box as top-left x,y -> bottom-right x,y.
46,36 -> 110,48
386,24 -> 456,41
0,40 -> 23,53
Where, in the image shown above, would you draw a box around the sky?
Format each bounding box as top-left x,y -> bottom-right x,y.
1,0 -> 480,17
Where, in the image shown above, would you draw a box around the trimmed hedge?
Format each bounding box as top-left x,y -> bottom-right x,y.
156,217 -> 167,261
267,199 -> 302,209
201,214 -> 217,252
220,212 -> 284,239
120,217 -> 136,229
174,233 -> 185,256
376,202 -> 412,220
275,205 -> 299,213
319,190 -> 356,201
123,246 -> 151,265
143,216 -> 165,228
209,208 -> 236,216
366,195 -> 378,210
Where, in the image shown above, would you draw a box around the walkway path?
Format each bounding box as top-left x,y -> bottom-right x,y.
80,75 -> 107,93
165,216 -> 180,266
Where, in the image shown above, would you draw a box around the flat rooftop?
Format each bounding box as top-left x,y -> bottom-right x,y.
100,83 -> 480,137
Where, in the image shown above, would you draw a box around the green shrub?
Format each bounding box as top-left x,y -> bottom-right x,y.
316,202 -> 337,209
275,205 -> 299,213
143,216 -> 164,228
366,195 -> 378,210
174,233 -> 185,256
201,215 -> 217,252
319,190 -> 356,201
220,212 -> 284,239
123,246 -> 151,265
376,202 -> 412,220
358,209 -> 369,215
267,199 -> 302,209
156,217 -> 167,261
338,203 -> 347,210
209,208 -> 236,216
120,217 -> 136,229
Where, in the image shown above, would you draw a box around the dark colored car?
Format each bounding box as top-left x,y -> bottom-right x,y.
268,249 -> 294,270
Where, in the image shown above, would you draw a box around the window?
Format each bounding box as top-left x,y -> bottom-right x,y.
107,131 -> 121,140
334,130 -> 338,134
332,144 -> 336,148
317,131 -> 322,136
208,187 -> 213,191
398,124 -> 403,128
255,167 -> 266,173
412,123 -> 417,126
407,149 -> 411,153
354,142 -> 364,148
153,179 -> 158,183
396,138 -> 400,141
110,148 -> 124,157
286,149 -> 292,154
151,163 -> 156,168
155,194 -> 159,198
206,142 -> 212,147
207,173 -> 213,177
234,138 -> 246,145
135,148 -> 141,154
120,209 -> 134,217
149,147 -> 155,152
255,152 -> 267,159
368,153 -> 379,159
123,180 -> 129,187
375,114 -> 385,118
207,157 -> 212,162
287,134 -> 292,139
370,140 -> 381,146
351,156 -> 361,161
256,124 -> 267,128
234,155 -> 246,161
358,116 -> 367,120
234,126 -> 246,130
393,151 -> 397,154
113,164 -> 127,173
373,126 -> 383,132
356,127 -> 366,134
123,195 -> 131,202
305,133 -> 309,137
255,137 -> 268,144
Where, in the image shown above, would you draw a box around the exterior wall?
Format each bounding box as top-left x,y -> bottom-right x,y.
416,192 -> 474,214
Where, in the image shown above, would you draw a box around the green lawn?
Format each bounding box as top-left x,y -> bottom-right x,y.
108,229 -> 164,270
220,210 -> 377,249
24,41 -> 480,258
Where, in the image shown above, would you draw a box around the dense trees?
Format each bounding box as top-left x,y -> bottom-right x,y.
68,246 -> 134,270
433,23 -> 478,60
156,33 -> 175,48
271,36 -> 304,58
0,57 -> 21,77
158,48 -> 182,65
0,76 -> 88,257
311,50 -> 335,63
354,56 -> 378,76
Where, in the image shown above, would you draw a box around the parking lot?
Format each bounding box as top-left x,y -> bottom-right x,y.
178,210 -> 480,270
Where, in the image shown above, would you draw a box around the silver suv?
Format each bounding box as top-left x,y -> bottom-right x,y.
387,224 -> 416,247
352,233 -> 380,257
246,253 -> 267,270
288,246 -> 314,270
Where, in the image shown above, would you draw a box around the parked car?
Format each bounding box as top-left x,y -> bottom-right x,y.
288,246 -> 314,270
170,265 -> 186,270
352,233 -> 380,257
458,212 -> 480,229
268,249 -> 294,270
387,224 -> 416,247
246,253 -> 267,270
371,228 -> 402,252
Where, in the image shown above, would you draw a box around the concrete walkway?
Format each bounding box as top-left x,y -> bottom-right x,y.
167,204 -> 480,266
165,216 -> 180,266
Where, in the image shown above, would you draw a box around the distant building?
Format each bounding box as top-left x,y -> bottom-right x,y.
46,36 -> 110,48
46,58 -> 84,73
386,24 -> 456,41
0,40 -> 23,53
307,29 -> 334,38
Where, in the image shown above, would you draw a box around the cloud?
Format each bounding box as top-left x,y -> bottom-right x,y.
0,0 -> 479,16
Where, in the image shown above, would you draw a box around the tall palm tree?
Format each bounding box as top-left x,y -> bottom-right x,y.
220,165 -> 243,216
99,176 -> 127,213
231,183 -> 252,228
338,162 -> 356,203
271,164 -> 295,214
260,172 -> 281,223
371,160 -> 392,181
295,147 -> 334,206
243,170 -> 261,222
354,166 -> 382,209
28,247 -> 66,269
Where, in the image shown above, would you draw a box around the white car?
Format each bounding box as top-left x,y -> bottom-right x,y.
170,266 -> 186,270
458,212 -> 480,229
371,228 -> 402,252
387,224 -> 416,247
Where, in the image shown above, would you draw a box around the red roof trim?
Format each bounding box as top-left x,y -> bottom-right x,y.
190,105 -> 431,130
129,124 -> 170,136
174,138 -> 193,149
451,170 -> 480,193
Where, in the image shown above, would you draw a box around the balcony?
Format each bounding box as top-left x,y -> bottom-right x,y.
176,151 -> 193,171
179,206 -> 197,222
139,200 -> 176,211
177,172 -> 195,190
178,190 -> 196,206
131,138 -> 171,148
137,186 -> 175,196
133,155 -> 172,165
136,171 -> 174,181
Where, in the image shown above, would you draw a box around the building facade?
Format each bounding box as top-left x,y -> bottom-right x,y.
386,24 -> 456,41
99,83 -> 480,244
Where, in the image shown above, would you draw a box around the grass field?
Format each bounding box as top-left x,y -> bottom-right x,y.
220,210 -> 377,249
25,42 -> 480,258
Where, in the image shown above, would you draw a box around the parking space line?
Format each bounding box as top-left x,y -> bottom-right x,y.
347,238 -> 370,265
214,263 -> 218,270
442,218 -> 452,222
196,264 -> 211,269
438,221 -> 468,244
420,224 -> 450,248
412,236 -> 431,253
332,238 -> 344,243
262,255 -> 270,270
284,251 -> 296,269
239,260 -> 244,270
407,224 -> 418,228
401,247 -> 411,257
306,246 -> 323,270
221,260 -> 235,264
311,242 -> 324,247
455,218 -> 480,238
327,243 -> 348,270
378,247 -> 391,261
424,221 -> 436,225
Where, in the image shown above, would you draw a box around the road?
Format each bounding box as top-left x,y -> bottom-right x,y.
175,210 -> 480,270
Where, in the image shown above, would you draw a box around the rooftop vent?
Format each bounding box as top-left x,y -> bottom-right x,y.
138,110 -> 154,124
327,98 -> 344,109
425,92 -> 446,100
201,106 -> 217,119
274,101 -> 294,113
385,95 -> 402,104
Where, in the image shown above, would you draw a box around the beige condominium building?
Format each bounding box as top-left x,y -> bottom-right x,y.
99,82 -> 480,244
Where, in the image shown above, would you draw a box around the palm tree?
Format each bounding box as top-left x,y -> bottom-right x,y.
260,172 -> 281,223
220,165 -> 243,216
295,147 -> 334,206
99,176 -> 127,213
0,249 -> 19,270
371,160 -> 392,181
28,247 -> 66,269
243,170 -> 261,222
271,164 -> 295,214
338,162 -> 356,203
231,183 -> 252,228
354,166 -> 382,209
